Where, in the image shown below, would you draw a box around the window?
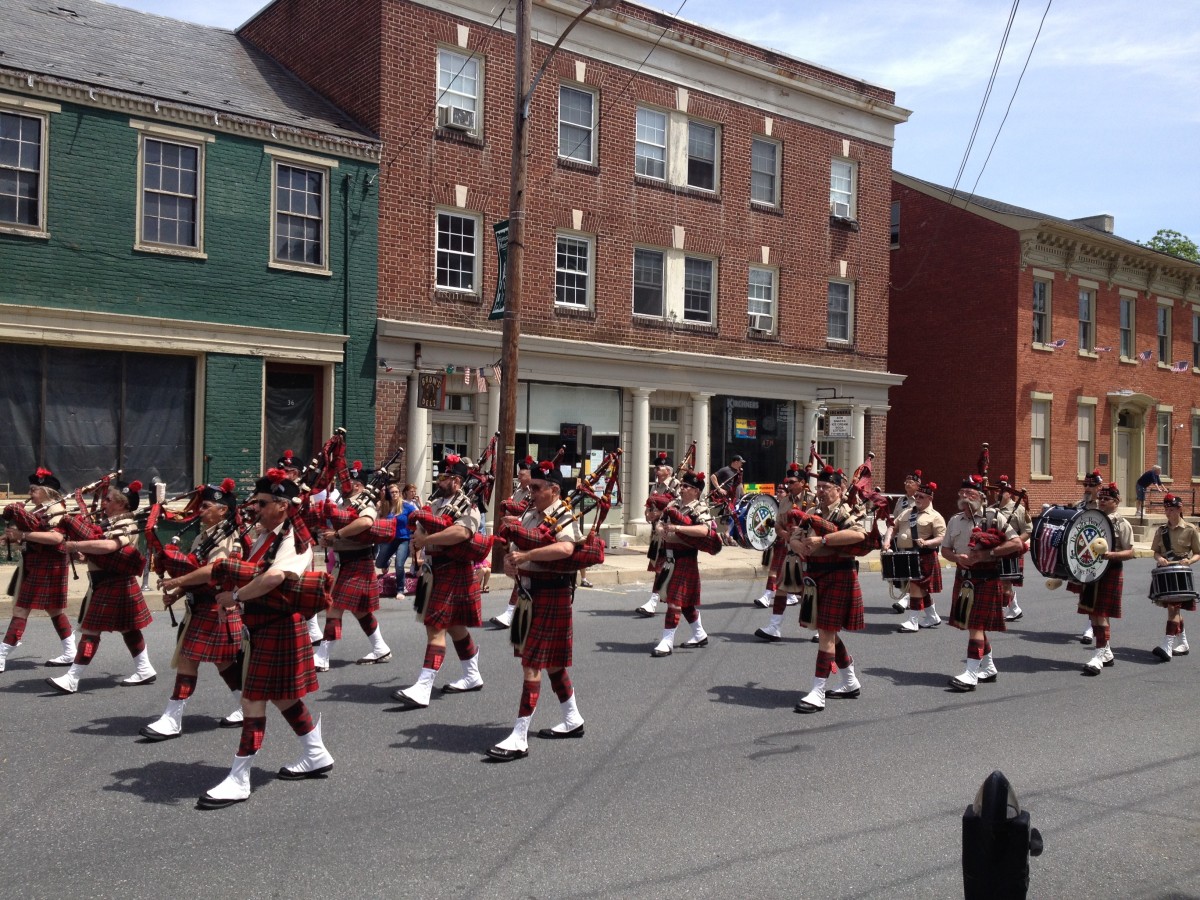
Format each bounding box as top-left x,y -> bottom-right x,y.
1159,305 -> 1172,362
633,248 -> 664,317
635,108 -> 667,181
437,49 -> 481,133
1120,296 -> 1135,359
138,137 -> 202,250
649,407 -> 678,471
555,234 -> 592,307
1193,314 -> 1200,370
1032,279 -> 1051,345
750,137 -> 779,206
432,422 -> 471,464
1192,415 -> 1200,479
436,211 -> 480,292
683,257 -> 714,324
827,281 -> 852,343
830,159 -> 855,218
444,393 -> 473,412
558,85 -> 595,163
1031,399 -> 1050,476
686,121 -> 717,191
747,267 -> 775,332
650,406 -> 678,424
266,148 -> 334,273
1077,403 -> 1094,477
1078,288 -> 1095,352
890,201 -> 900,247
0,109 -> 48,232
1158,411 -> 1172,476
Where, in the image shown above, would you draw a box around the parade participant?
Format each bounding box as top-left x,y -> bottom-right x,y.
753,464 -> 808,640
1076,483 -> 1134,676
941,476 -> 1022,692
650,471 -> 722,658
1075,469 -> 1103,644
313,461 -> 390,671
1150,493 -> 1200,661
710,455 -> 745,546
994,476 -> 1032,622
489,457 -> 534,629
634,453 -> 676,618
889,469 -> 921,613
791,466 -> 867,712
393,454 -> 485,706
277,449 -> 303,481
489,462 -> 586,761
142,480 -> 243,740
47,479 -> 156,694
278,448 -> 327,646
193,470 -> 333,808
1136,464 -> 1165,517
0,469 -> 73,673
893,477 -> 945,633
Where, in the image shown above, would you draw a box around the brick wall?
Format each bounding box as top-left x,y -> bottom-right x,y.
205,354 -> 265,492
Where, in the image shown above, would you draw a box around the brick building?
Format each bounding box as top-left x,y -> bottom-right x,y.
888,172 -> 1200,511
240,0 -> 909,532
0,0 -> 379,493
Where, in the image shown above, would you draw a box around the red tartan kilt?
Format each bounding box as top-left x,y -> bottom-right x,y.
1155,597 -> 1197,612
517,580 -> 574,669
912,551 -> 943,594
179,595 -> 242,665
14,546 -> 69,610
242,612 -> 319,702
423,560 -> 482,629
765,541 -> 787,590
809,568 -> 865,632
1075,567 -> 1123,618
664,555 -> 701,608
92,545 -> 145,577
81,574 -> 153,632
332,556 -> 380,614
951,570 -> 1007,631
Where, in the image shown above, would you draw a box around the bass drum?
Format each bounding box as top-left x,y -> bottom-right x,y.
735,493 -> 778,552
1030,506 -> 1113,585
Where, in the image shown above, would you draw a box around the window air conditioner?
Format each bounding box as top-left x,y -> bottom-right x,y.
830,200 -> 851,219
438,106 -> 475,131
748,313 -> 774,333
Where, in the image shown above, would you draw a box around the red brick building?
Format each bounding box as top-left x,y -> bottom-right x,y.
888,172 -> 1200,511
240,0 -> 910,533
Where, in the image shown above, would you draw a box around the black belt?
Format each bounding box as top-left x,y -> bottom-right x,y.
1106,560 -> 1123,570
89,570 -> 121,584
961,565 -> 1001,579
805,558 -> 857,572
338,547 -> 372,562
525,574 -> 575,588
917,548 -> 938,555
667,548 -> 698,559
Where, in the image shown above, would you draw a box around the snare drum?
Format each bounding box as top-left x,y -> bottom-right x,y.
998,553 -> 1022,581
1030,506 -> 1113,585
881,550 -> 922,584
1149,564 -> 1198,602
735,493 -> 778,552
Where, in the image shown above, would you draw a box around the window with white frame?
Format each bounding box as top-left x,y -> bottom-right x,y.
633,248 -> 664,317
1119,296 -> 1135,359
750,137 -> 779,206
270,150 -> 332,272
635,108 -> 667,181
827,281 -> 852,343
747,266 -> 775,333
829,159 -> 855,218
1031,399 -> 1050,476
686,121 -> 717,192
1032,279 -> 1051,345
1193,313 -> 1200,370
432,422 -> 471,462
1192,415 -> 1200,478
555,233 -> 592,307
683,257 -> 714,324
436,210 -> 480,292
1158,411 -> 1172,475
558,85 -> 595,163
1078,288 -> 1095,351
0,108 -> 50,232
632,248 -> 718,325
1158,305 -> 1172,363
138,136 -> 203,250
1077,402 -> 1094,477
437,49 -> 481,134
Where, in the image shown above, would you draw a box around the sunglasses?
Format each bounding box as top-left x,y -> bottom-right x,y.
251,499 -> 281,508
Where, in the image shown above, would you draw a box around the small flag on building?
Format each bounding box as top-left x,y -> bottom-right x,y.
1138,349 -> 1153,362
464,367 -> 472,387
1173,360 -> 1190,373
477,367 -> 487,393
1048,338 -> 1067,349
1095,346 -> 1113,353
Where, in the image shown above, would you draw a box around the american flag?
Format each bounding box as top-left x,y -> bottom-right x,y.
1095,346 -> 1113,353
1138,349 -> 1154,362
1173,360 -> 1190,373
1048,338 -> 1067,349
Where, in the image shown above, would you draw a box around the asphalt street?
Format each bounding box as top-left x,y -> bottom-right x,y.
2,560 -> 1198,899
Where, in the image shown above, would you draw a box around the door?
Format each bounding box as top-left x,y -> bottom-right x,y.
1115,429 -> 1131,501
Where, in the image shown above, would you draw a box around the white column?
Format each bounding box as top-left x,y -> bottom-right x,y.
691,392 -> 713,477
850,405 -> 867,470
485,383 -> 501,447
407,372 -> 429,498
630,388 -> 652,526
801,401 -> 821,459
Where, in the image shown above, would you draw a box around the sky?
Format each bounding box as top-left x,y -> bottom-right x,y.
106,0 -> 1199,246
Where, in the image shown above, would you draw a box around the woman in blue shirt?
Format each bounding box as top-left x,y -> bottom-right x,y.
377,483 -> 419,577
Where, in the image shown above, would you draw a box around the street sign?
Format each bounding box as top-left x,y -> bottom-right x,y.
488,219 -> 509,321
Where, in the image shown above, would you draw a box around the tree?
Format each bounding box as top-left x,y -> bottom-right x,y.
1140,229 -> 1200,262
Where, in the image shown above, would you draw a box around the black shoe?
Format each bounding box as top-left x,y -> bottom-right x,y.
538,723 -> 585,739
754,628 -> 782,643
650,646 -> 672,658
634,607 -> 655,618
977,673 -> 998,684
391,689 -> 429,708
138,725 -> 180,742
793,700 -> 824,713
1004,611 -> 1024,622
826,687 -> 860,699
679,637 -> 708,649
948,677 -> 976,692
488,616 -> 512,629
276,763 -> 333,781
1080,634 -> 1094,645
1153,646 -> 1172,662
218,715 -> 243,728
441,682 -> 484,694
891,601 -> 908,614
356,652 -> 392,665
196,794 -> 246,810
487,744 -> 529,761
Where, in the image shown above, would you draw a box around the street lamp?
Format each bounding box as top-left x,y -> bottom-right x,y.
493,0 -> 618,553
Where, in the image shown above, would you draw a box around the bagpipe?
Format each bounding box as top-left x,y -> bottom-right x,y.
408,433 -> 499,564
661,497 -> 723,556
209,554 -> 332,620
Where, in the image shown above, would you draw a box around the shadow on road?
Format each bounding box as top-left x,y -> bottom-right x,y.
594,640 -> 655,655
391,721 -> 505,755
106,759 -> 272,805
864,666 -> 950,688
707,681 -> 796,709
322,681 -> 397,705
71,715 -> 152,738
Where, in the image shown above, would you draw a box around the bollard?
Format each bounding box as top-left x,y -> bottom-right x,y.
962,770 -> 1043,899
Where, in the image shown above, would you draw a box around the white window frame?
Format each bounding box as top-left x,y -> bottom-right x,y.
685,119 -> 719,193
1191,412 -> 1200,480
434,207 -> 483,295
436,48 -> 482,137
1192,312 -> 1200,371
1031,396 -> 1051,479
747,265 -> 776,334
1158,411 -> 1173,477
750,136 -> 780,207
554,231 -> 593,309
1077,287 -> 1095,353
0,94 -> 59,238
829,158 -> 856,219
1119,295 -> 1135,360
131,121 -> 212,259
632,246 -> 718,326
558,83 -> 596,164
1077,400 -> 1095,478
827,280 -> 854,344
265,145 -> 335,277
682,255 -> 715,324
1158,303 -> 1173,364
635,107 -> 667,181
1032,277 -> 1052,346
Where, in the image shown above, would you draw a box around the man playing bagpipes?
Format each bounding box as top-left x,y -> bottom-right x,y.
48,478 -> 157,694
753,464 -> 811,642
275,448 -> 326,647
634,450 -> 678,618
649,470 -> 722,658
312,460 -> 392,671
171,470 -> 334,809
791,466 -> 868,713
488,460 -> 588,761
891,475 -> 945,633
141,480 -> 245,741
991,476 -> 1031,623
489,455 -> 535,630
1,468 -> 74,673
392,453 -> 490,708
941,475 -> 1023,692
1074,482 -> 1134,677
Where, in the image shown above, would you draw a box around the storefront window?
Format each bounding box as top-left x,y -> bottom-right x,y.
516,382 -> 621,476
710,396 -> 794,491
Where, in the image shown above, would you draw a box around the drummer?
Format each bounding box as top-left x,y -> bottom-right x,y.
892,476 -> 945,633
1075,469 -> 1103,644
992,477 -> 1032,623
889,469 -> 922,615
1149,493 -> 1200,662
1074,482 -> 1134,676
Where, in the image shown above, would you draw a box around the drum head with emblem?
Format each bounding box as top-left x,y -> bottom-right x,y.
1064,508 -> 1114,584
740,493 -> 778,552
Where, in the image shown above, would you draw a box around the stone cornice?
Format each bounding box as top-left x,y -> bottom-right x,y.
0,69 -> 381,164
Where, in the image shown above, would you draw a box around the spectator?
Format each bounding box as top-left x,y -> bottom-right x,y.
1136,465 -> 1165,516
376,483 -> 419,577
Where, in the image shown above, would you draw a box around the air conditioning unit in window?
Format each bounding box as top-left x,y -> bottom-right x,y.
748,313 -> 774,333
438,106 -> 475,132
830,200 -> 852,219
